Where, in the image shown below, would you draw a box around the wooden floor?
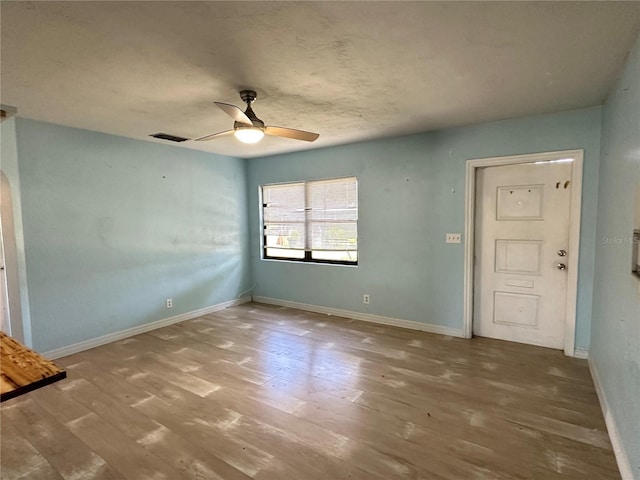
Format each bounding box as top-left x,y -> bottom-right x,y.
0,302 -> 619,479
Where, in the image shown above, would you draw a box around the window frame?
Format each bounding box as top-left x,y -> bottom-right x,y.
260,177 -> 358,266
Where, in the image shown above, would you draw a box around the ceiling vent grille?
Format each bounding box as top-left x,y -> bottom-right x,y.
0,104 -> 17,123
150,133 -> 189,142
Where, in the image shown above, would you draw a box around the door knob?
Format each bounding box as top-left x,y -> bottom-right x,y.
557,263 -> 567,271
557,249 -> 567,257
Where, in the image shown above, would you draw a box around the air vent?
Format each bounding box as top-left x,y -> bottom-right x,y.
150,133 -> 189,143
0,104 -> 17,123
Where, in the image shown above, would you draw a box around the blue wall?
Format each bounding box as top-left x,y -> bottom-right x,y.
14,119 -> 251,352
591,32 -> 640,476
247,107 -> 602,349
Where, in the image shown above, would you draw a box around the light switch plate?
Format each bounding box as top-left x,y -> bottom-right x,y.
446,233 -> 462,244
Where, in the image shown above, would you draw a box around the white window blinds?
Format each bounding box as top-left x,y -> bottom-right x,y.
262,177 -> 358,264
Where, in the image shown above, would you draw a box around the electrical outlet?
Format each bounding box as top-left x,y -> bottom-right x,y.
166,298 -> 173,309
446,233 -> 462,244
363,294 -> 370,305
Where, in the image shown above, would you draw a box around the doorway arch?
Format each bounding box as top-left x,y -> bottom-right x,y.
1,171 -> 25,341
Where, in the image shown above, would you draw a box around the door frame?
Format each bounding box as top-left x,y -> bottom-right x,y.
463,150 -> 584,356
0,171 -> 25,342
0,221 -> 8,335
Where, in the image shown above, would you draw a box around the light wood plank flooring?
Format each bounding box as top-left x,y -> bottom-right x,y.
0,302 -> 619,479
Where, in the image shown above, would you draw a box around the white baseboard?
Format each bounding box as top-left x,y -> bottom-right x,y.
588,358 -> 634,479
252,296 -> 464,338
573,347 -> 589,359
43,296 -> 252,360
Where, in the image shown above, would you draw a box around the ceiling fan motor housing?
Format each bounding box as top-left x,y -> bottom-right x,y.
239,90 -> 257,103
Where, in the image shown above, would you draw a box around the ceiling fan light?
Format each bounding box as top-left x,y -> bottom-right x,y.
234,127 -> 264,144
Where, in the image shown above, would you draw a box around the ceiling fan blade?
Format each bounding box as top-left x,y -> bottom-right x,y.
214,102 -> 253,126
265,126 -> 319,142
194,129 -> 234,141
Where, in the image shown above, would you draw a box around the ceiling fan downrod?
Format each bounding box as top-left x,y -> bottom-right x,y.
237,90 -> 263,128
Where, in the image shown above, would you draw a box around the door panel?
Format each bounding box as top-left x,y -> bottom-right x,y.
496,185 -> 544,220
495,239 -> 542,274
474,161 -> 572,349
493,291 -> 540,327
0,224 -> 9,335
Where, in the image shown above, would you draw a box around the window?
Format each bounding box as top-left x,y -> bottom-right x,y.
262,177 -> 358,265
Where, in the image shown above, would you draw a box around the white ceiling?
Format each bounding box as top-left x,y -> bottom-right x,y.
2,1 -> 639,159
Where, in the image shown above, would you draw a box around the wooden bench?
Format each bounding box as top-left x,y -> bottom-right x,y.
0,332 -> 66,402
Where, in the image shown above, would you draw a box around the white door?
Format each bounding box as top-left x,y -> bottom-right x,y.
0,223 -> 10,335
474,161 -> 573,349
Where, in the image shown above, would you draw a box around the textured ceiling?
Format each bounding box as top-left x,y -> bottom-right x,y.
1,1 -> 639,159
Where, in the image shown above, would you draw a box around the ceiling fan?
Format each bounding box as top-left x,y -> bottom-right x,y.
195,90 -> 319,144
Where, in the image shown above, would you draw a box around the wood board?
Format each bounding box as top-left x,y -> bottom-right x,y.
0,332 -> 66,402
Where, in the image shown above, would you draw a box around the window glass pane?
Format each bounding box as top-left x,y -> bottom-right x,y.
264,223 -> 305,250
308,178 -> 358,222
310,222 -> 357,251
312,250 -> 358,262
263,183 -> 305,223
263,183 -> 306,259
266,248 -> 305,259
